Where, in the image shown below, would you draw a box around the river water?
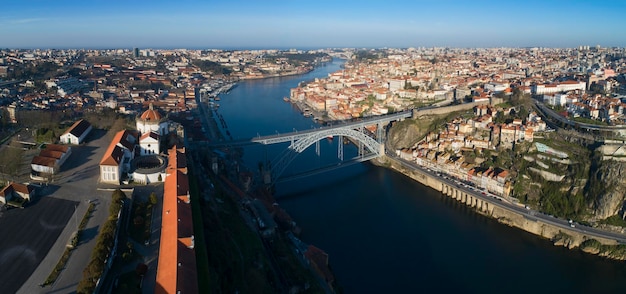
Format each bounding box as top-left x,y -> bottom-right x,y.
214,59 -> 626,293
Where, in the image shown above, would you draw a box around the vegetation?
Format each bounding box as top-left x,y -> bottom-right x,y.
43,203 -> 95,286
194,169 -> 275,293
187,167 -> 211,293
599,215 -> 626,227
111,270 -> 142,294
129,193 -> 159,243
580,239 -> 626,259
7,61 -> 60,80
192,60 -> 232,75
129,198 -> 153,243
0,147 -> 24,176
77,190 -> 126,294
572,116 -> 609,126
84,108 -> 130,130
353,50 -> 386,62
508,131 -> 593,220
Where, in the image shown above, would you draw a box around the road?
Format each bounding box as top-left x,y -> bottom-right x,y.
388,153 -> 626,245
17,129 -> 114,294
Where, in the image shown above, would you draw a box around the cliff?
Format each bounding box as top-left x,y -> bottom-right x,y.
387,115 -> 437,149
586,154 -> 626,220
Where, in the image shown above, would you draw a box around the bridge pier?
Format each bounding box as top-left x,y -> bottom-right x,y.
338,135 -> 343,160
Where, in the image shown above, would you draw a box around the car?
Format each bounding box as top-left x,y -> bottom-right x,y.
525,205 -> 530,210
570,224 -> 575,228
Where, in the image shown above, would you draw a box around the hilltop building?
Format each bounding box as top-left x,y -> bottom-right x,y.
99,104 -> 171,184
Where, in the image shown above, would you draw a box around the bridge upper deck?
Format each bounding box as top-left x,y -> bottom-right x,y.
207,110 -> 412,147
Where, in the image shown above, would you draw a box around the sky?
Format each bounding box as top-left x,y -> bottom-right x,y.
1,0 -> 625,49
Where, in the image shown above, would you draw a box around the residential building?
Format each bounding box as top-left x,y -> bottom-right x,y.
0,182 -> 35,205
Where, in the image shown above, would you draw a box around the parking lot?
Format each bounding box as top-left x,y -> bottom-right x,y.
0,197 -> 78,293
1,127 -> 117,294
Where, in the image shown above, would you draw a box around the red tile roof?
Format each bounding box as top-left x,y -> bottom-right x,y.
31,155 -> 57,167
45,144 -> 70,153
99,130 -> 135,166
156,147 -> 197,294
0,182 -> 34,198
140,103 -> 163,121
38,149 -> 65,159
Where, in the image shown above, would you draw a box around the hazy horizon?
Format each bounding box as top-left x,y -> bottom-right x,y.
2,0 -> 625,49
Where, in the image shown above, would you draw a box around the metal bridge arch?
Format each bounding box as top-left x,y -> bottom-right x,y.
269,127 -> 381,183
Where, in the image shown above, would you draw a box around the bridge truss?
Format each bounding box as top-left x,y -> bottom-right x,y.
268,126 -> 383,183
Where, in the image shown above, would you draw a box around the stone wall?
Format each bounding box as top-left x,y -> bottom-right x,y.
378,155 -> 625,260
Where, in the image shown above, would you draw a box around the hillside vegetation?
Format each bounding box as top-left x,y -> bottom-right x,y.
388,103 -> 626,225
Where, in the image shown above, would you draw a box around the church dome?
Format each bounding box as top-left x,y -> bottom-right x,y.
140,103 -> 162,121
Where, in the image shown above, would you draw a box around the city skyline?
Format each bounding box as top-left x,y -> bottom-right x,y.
2,0 -> 626,49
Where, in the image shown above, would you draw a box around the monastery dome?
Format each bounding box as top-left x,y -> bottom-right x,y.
140,104 -> 162,121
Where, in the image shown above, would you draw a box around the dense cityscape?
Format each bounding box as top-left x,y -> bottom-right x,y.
3,0 -> 626,293
2,45 -> 626,293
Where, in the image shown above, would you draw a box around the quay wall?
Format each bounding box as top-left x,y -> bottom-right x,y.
378,155 -> 623,257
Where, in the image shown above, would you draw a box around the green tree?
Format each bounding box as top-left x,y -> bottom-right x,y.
149,192 -> 158,206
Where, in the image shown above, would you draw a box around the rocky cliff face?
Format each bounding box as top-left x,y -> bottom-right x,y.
587,158 -> 626,220
387,118 -> 431,150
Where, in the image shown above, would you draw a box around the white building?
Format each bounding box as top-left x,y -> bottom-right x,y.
0,182 -> 35,205
388,78 -> 406,91
543,93 -> 569,106
532,81 -> 586,95
136,103 -> 168,136
484,82 -> 508,93
31,144 -> 71,177
99,130 -> 137,184
139,131 -> 160,156
59,119 -> 92,144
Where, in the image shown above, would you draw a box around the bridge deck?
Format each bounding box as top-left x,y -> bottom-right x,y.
207,110 -> 412,147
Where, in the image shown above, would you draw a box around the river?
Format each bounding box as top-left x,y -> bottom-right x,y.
213,59 -> 626,293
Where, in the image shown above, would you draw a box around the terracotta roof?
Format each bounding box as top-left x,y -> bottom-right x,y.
45,144 -> 70,153
31,155 -> 57,167
156,147 -> 197,294
38,149 -> 65,159
1,182 -> 34,196
63,119 -> 91,138
100,130 -> 134,166
140,103 -> 162,121
167,147 -> 188,173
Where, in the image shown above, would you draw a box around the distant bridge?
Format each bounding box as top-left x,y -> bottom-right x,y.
207,110 -> 413,183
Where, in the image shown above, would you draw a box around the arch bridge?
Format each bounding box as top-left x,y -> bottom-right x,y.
209,110 -> 413,184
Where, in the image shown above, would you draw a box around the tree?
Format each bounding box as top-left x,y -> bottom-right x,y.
149,192 -> 158,205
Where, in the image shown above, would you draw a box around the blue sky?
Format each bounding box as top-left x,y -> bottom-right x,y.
1,0 -> 625,49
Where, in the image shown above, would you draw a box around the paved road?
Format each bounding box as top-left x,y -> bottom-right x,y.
389,154 -> 626,244
18,129 -> 114,294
